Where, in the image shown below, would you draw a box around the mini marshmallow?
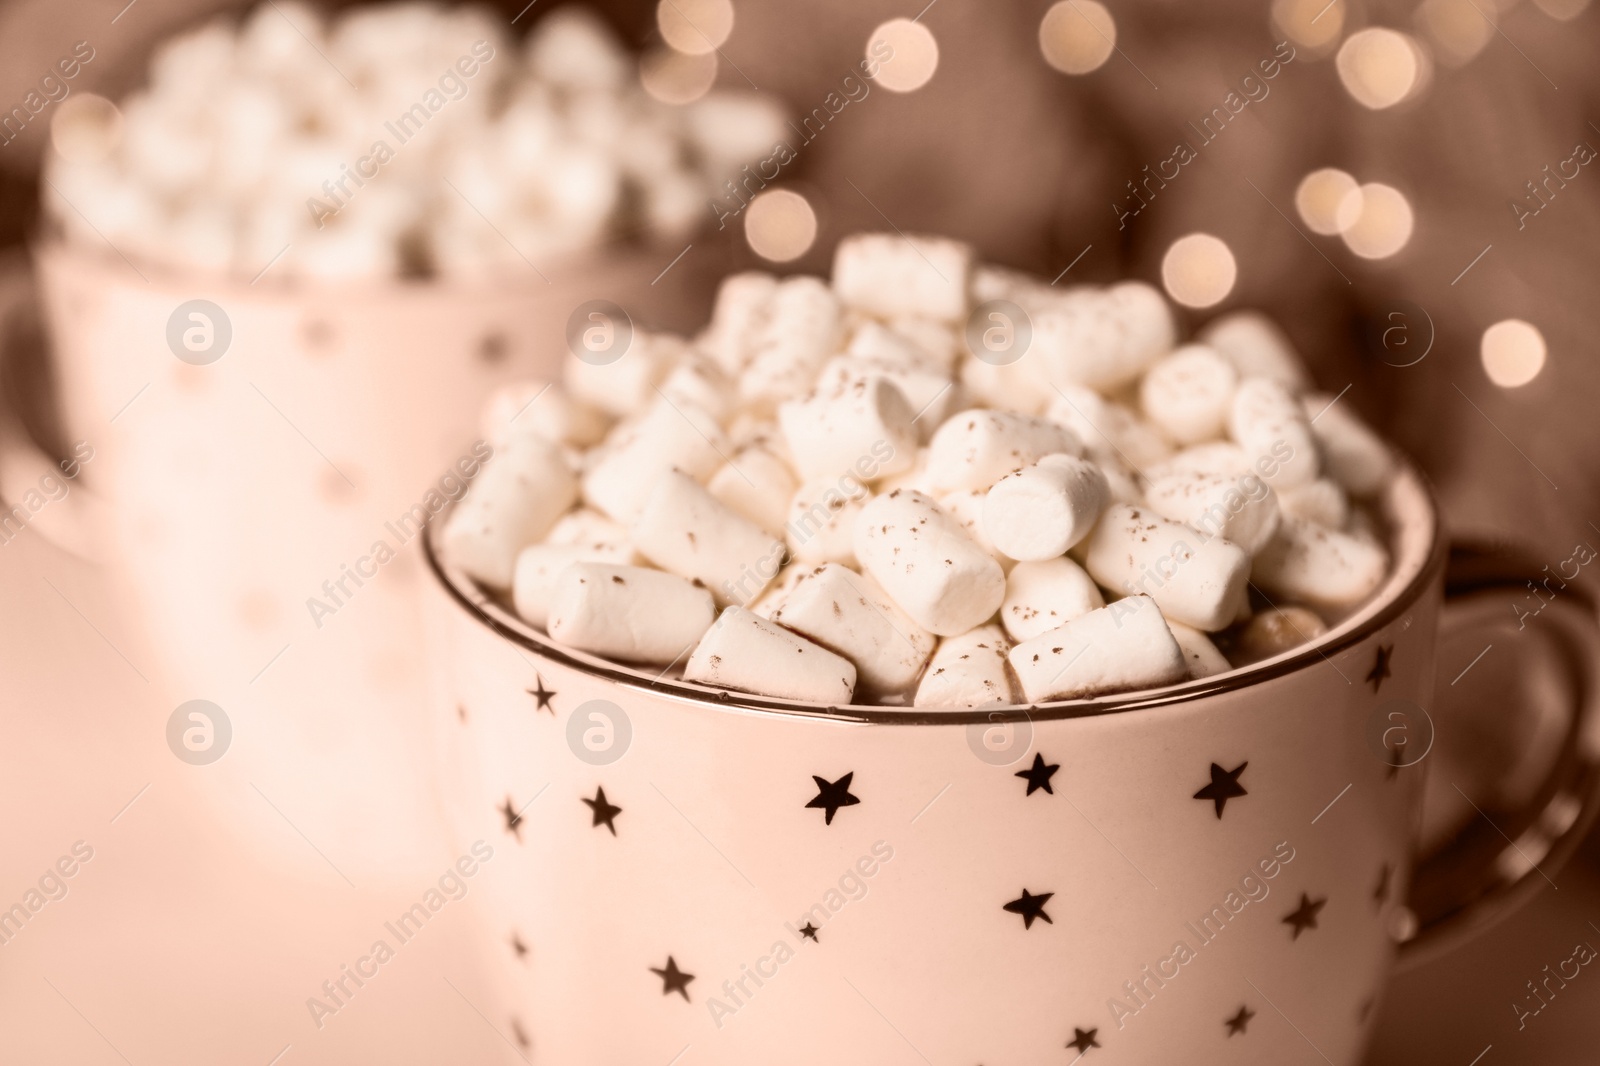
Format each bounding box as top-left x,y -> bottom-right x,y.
958,349 -> 1053,416
565,329 -> 685,418
630,471 -> 786,606
1197,311 -> 1311,392
749,563 -> 808,619
815,356 -> 954,441
702,271 -> 777,374
877,447 -> 934,496
1144,441 -> 1252,482
770,563 -> 935,694
1227,377 -> 1319,489
983,454 -> 1108,561
926,409 -> 1081,493
1251,516 -> 1390,608
1047,384 -> 1173,471
779,376 -> 918,483
1141,470 -> 1281,556
887,316 -> 959,374
512,540 -> 634,626
854,490 -> 1006,636
831,233 -> 974,323
481,380 -> 610,448
1105,281 -> 1179,373
1278,478 -> 1349,529
685,606 -> 856,703
846,320 -> 939,372
547,507 -> 631,550
547,561 -> 715,663
787,479 -> 872,565
442,434 -> 578,589
936,489 -> 1012,568
581,396 -> 729,523
1084,504 -> 1251,631
1000,556 -> 1105,642
914,623 -> 1016,708
708,446 -> 797,535
658,355 -> 736,423
1236,605 -> 1329,660
1008,594 -> 1187,702
740,276 -> 843,409
1034,283 -> 1174,393
1166,620 -> 1232,679
1139,345 -> 1239,445
1301,394 -> 1393,497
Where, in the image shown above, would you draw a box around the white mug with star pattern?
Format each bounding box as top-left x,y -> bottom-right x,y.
422,460 -> 1600,1064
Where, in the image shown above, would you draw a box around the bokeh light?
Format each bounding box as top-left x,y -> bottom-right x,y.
744,189 -> 818,262
1161,234 -> 1237,309
1271,0 -> 1346,53
867,19 -> 939,93
1039,0 -> 1117,75
1481,319 -> 1547,387
1417,0 -> 1495,66
1336,28 -> 1421,109
50,93 -> 123,164
1534,0 -> 1593,19
656,0 -> 735,56
1295,168 -> 1360,235
639,47 -> 719,104
1339,183 -> 1414,259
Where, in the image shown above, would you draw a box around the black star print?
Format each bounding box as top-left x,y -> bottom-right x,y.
1015,752 -> 1060,796
510,1017 -> 530,1049
1367,644 -> 1394,692
799,922 -> 820,943
527,675 -> 556,714
1282,893 -> 1327,939
651,956 -> 695,1001
1225,1005 -> 1255,1036
1066,1026 -> 1100,1053
510,932 -> 529,961
500,796 -> 524,842
1003,888 -> 1054,929
806,772 -> 861,825
1373,863 -> 1392,909
1193,761 -> 1249,818
583,785 -> 623,835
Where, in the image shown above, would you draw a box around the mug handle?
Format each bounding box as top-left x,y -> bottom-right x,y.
0,252 -> 100,559
1397,541 -> 1600,969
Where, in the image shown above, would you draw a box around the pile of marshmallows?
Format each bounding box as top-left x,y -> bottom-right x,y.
43,2 -> 782,281
443,232 -> 1395,708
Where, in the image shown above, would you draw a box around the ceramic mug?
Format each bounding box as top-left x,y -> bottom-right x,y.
420,460 -> 1600,1065
12,241 -> 719,878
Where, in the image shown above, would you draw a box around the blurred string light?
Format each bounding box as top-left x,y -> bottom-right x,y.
50,93 -> 122,163
656,0 -> 735,56
1338,182 -> 1414,258
1534,0 -> 1593,19
640,47 -> 719,104
1038,0 -> 1116,75
1270,0 -> 1345,54
744,188 -> 817,262
1416,0 -> 1495,66
867,18 -> 939,93
1294,168 -> 1360,235
1481,319 -> 1547,387
1336,28 -> 1427,109
1161,233 -> 1236,309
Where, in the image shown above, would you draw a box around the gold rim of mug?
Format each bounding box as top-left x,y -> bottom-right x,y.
424,459 -> 1446,725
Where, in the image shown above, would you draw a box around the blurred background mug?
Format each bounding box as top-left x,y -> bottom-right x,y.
420,459 -> 1600,1063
